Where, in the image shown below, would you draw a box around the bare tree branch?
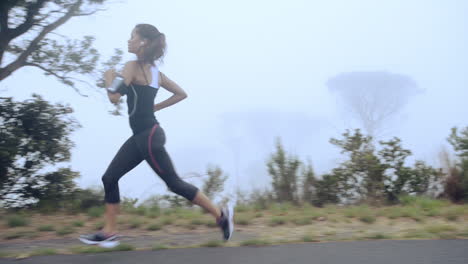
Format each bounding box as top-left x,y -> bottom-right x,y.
74,8 -> 106,16
65,76 -> 94,93
48,31 -> 68,39
24,62 -> 89,97
24,62 -> 62,78
0,0 -> 83,81
328,72 -> 420,138
33,10 -> 65,25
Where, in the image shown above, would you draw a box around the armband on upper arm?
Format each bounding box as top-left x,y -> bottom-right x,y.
107,76 -> 128,95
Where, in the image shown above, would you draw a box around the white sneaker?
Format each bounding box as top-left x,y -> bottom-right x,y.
79,232 -> 120,248
217,205 -> 234,241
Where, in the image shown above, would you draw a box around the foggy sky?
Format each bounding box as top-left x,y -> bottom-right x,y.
2,0 -> 468,203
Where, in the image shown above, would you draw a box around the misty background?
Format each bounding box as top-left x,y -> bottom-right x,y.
1,0 -> 467,203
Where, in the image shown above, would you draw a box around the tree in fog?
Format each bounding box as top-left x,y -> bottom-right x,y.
443,127 -> 468,202
267,138 -> 301,204
327,71 -> 420,138
0,0 -> 122,95
202,165 -> 228,200
0,95 -> 80,208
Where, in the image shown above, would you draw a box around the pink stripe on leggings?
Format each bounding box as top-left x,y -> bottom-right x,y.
148,124 -> 164,173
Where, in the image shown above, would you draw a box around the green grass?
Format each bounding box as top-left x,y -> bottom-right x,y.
190,219 -> 205,225
399,196 -> 449,210
423,208 -> 441,217
162,208 -> 177,216
152,244 -> 169,250
70,244 -> 135,254
133,206 -> 148,216
37,224 -> 55,232
323,204 -> 341,215
200,240 -> 223,247
30,248 -> 58,256
145,211 -> 160,219
186,224 -> 198,230
365,233 -> 391,239
425,224 -> 457,234
304,210 -> 324,220
56,226 -> 75,236
94,221 -> 104,230
456,230 -> 468,238
437,233 -> 458,239
6,215 -> 30,227
384,206 -> 423,220
235,205 -> 251,213
240,239 -> 271,247
0,251 -> 12,258
128,219 -> 144,229
205,220 -> 218,228
160,216 -> 175,225
343,206 -> 367,218
175,209 -> 203,219
253,201 -> 270,211
400,207 -> 418,218
443,207 -> 464,221
147,223 -> 162,231
302,235 -> 319,242
343,205 -> 377,224
291,217 -> 312,226
395,197 -> 460,221
3,230 -> 38,240
236,216 -> 251,226
72,220 -> 84,227
29,231 -> 39,238
4,231 -> 27,240
87,206 -> 104,218
359,215 -> 376,224
384,207 -> 402,219
402,229 -> 431,239
269,216 -> 287,226
271,203 -> 294,215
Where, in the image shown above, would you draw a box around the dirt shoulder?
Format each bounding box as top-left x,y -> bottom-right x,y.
1,204 -> 468,257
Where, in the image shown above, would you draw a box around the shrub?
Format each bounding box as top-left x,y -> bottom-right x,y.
269,216 -> 287,226
37,225 -> 55,232
87,206 -> 104,218
6,215 -> 30,227
56,226 -> 75,236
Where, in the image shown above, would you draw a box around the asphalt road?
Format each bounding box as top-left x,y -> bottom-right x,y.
1,239 -> 467,264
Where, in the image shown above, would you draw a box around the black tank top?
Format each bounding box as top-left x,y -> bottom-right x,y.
125,84 -> 159,134
116,64 -> 160,135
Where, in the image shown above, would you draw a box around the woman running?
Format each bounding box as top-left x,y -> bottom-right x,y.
79,24 -> 234,247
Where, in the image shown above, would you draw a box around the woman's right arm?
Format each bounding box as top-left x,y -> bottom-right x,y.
104,61 -> 135,104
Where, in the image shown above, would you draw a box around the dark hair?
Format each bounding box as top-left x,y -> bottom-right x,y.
135,24 -> 166,65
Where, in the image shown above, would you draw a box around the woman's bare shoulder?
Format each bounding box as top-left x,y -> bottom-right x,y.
123,60 -> 138,68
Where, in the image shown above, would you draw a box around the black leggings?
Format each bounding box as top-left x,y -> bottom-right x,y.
101,124 -> 199,203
